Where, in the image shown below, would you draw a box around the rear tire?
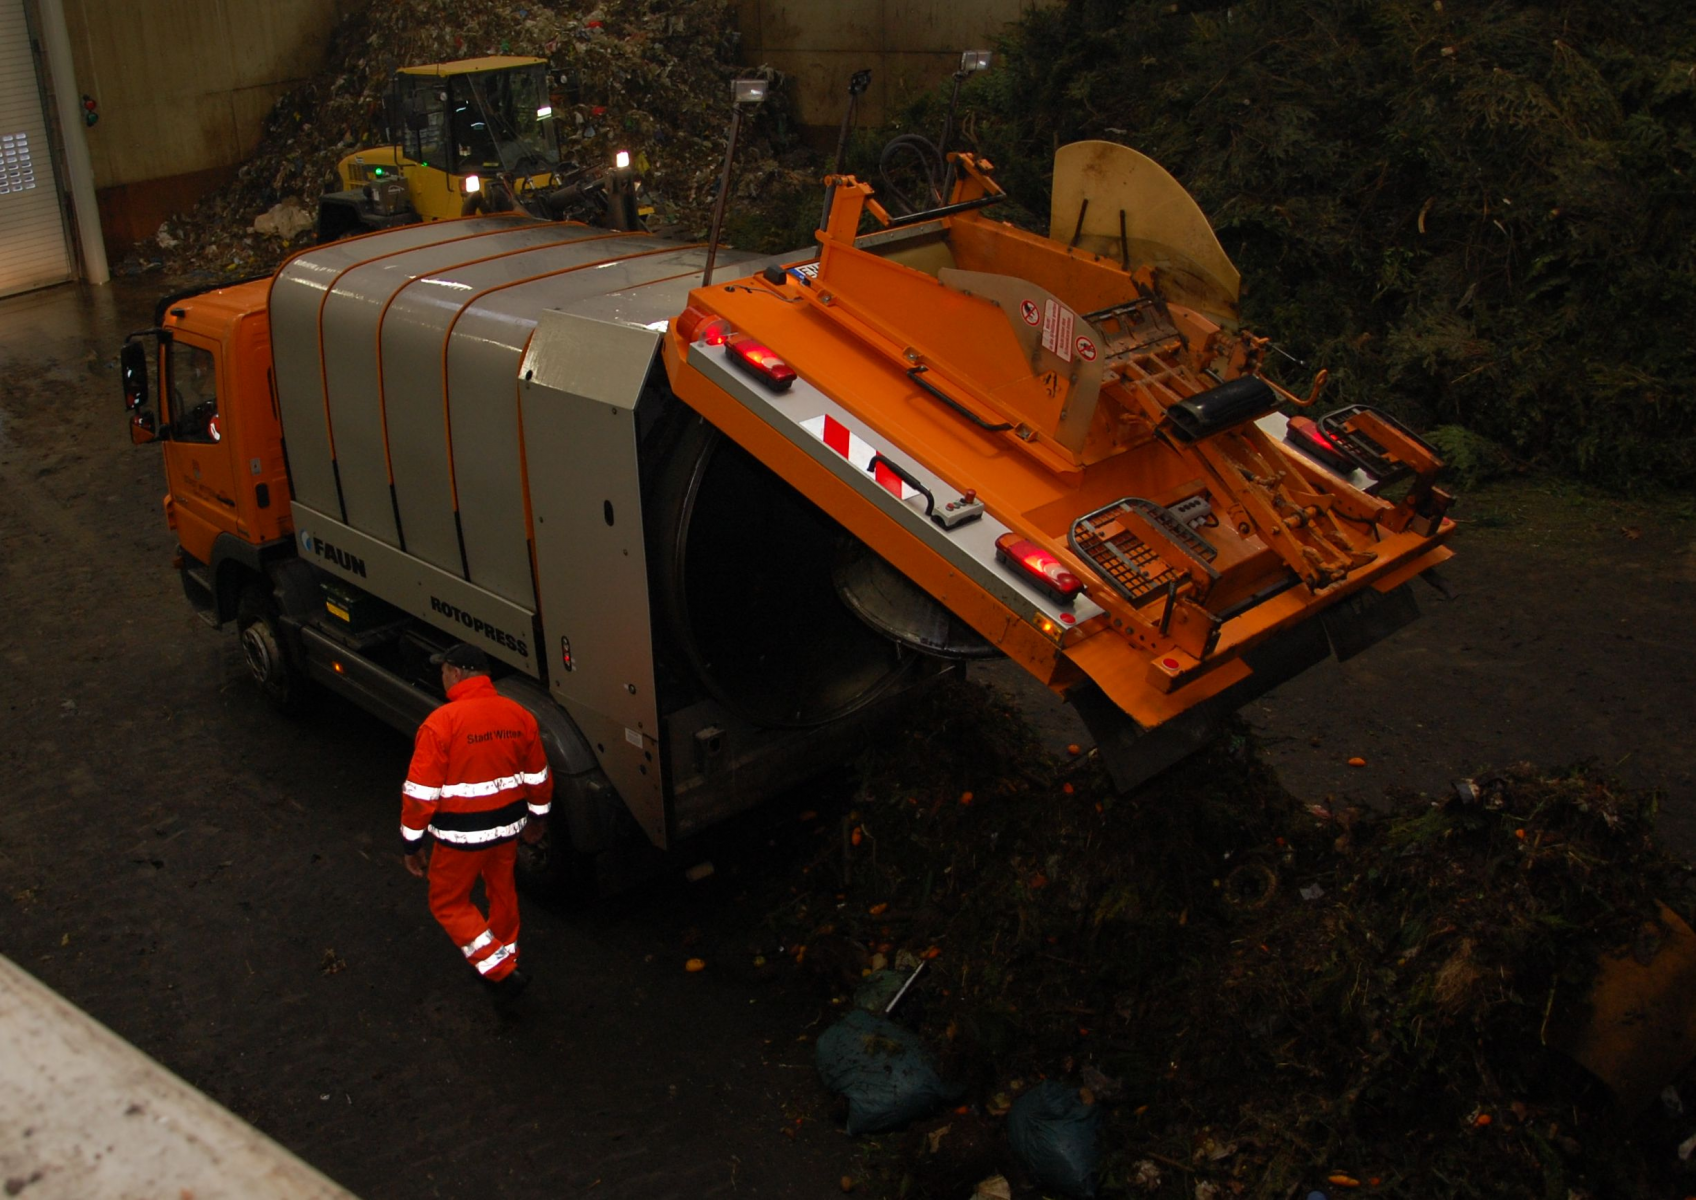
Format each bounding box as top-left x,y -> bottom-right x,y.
237,584 -> 309,714
515,815 -> 603,903
515,819 -> 579,898
514,771 -> 632,902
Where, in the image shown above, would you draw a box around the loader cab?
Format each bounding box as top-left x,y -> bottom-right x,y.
389,58 -> 560,180
124,279 -> 293,619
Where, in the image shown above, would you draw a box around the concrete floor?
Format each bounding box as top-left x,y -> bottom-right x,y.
2,276 -> 1694,1198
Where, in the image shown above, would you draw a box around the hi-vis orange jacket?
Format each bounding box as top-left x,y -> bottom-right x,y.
400,675 -> 553,854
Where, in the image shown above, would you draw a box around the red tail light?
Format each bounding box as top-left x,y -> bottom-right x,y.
994,533 -> 1082,604
1286,415 -> 1355,473
725,335 -> 796,391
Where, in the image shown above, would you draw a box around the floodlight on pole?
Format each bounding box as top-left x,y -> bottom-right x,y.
703,79 -> 769,288
938,50 -> 995,198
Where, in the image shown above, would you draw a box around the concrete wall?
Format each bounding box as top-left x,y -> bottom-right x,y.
61,0 -> 348,254
736,0 -> 1036,131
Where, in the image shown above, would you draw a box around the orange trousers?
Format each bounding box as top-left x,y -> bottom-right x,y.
427,841 -> 520,981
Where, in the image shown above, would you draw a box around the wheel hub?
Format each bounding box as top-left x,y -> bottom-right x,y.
241,622 -> 279,685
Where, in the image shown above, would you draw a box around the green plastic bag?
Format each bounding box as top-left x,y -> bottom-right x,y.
816,1009 -> 954,1134
1008,1080 -> 1102,1199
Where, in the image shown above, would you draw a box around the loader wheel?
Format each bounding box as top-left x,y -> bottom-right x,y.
237,585 -> 308,715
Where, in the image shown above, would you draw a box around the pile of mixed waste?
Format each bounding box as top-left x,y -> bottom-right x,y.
767,677 -> 1696,1198
136,0 -> 811,277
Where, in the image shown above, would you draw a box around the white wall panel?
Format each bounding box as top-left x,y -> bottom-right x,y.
0,0 -> 71,296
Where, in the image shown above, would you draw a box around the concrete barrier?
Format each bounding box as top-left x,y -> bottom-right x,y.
0,954 -> 357,1199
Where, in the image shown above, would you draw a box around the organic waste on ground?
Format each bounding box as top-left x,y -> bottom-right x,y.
760,675 -> 1696,1198
133,0 -> 812,277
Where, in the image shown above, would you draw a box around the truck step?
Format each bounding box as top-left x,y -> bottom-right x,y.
179,565 -> 218,628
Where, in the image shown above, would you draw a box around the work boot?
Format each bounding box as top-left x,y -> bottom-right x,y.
485,966 -> 531,1010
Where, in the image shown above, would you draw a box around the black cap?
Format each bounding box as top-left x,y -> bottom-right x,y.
430,643 -> 491,673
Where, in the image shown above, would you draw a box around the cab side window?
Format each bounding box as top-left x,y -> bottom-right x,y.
169,342 -> 221,443
401,82 -> 446,167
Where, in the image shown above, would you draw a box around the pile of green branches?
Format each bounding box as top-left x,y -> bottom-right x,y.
935,0 -> 1696,489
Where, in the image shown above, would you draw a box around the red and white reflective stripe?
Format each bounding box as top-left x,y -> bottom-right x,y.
474,943 -> 516,975
438,767 -> 549,799
527,801 -> 551,816
400,823 -> 426,843
403,780 -> 442,801
461,929 -> 494,959
800,414 -> 916,501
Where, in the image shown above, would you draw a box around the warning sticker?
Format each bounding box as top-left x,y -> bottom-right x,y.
1076,336 -> 1097,362
1019,298 -> 1041,326
1041,299 -> 1076,363
625,727 -> 643,748
799,414 -> 919,503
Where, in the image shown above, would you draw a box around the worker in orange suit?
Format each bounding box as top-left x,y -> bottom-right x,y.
400,643 -> 552,1002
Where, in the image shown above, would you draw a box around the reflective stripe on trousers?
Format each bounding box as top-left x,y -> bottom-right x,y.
426,841 -> 520,982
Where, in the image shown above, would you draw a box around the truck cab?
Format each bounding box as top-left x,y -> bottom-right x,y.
125,280 -> 293,626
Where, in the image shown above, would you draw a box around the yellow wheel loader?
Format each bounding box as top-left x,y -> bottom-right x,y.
317,56 -> 640,241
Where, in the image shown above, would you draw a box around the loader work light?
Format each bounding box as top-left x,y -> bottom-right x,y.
994,533 -> 1082,604
615,150 -> 631,170
464,174 -> 481,195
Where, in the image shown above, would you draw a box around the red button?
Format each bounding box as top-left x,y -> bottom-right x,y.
1160,657 -> 1181,670
1060,613 -> 1075,624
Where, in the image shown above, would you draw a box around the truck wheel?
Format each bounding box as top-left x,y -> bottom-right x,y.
237,586 -> 308,714
514,816 -> 591,901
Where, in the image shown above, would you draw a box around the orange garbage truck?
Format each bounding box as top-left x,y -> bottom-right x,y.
121,140 -> 1453,891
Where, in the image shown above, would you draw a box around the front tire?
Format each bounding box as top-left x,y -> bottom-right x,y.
236,584 -> 309,714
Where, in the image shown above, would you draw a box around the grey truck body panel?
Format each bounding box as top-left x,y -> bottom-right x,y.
269,215 -> 784,847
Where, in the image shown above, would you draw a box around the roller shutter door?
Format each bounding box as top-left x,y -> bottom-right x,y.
0,0 -> 71,297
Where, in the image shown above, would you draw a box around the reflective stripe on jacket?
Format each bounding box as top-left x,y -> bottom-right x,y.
400,675 -> 553,852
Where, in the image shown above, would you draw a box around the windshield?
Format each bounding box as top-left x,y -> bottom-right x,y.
449,66 -> 558,175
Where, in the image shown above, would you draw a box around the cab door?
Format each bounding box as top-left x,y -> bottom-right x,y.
160,331 -> 243,566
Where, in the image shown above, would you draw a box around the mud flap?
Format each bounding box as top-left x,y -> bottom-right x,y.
1322,583 -> 1421,662
1070,618 -> 1332,793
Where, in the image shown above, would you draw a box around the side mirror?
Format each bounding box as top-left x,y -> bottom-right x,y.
129,410 -> 157,445
121,340 -> 148,410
